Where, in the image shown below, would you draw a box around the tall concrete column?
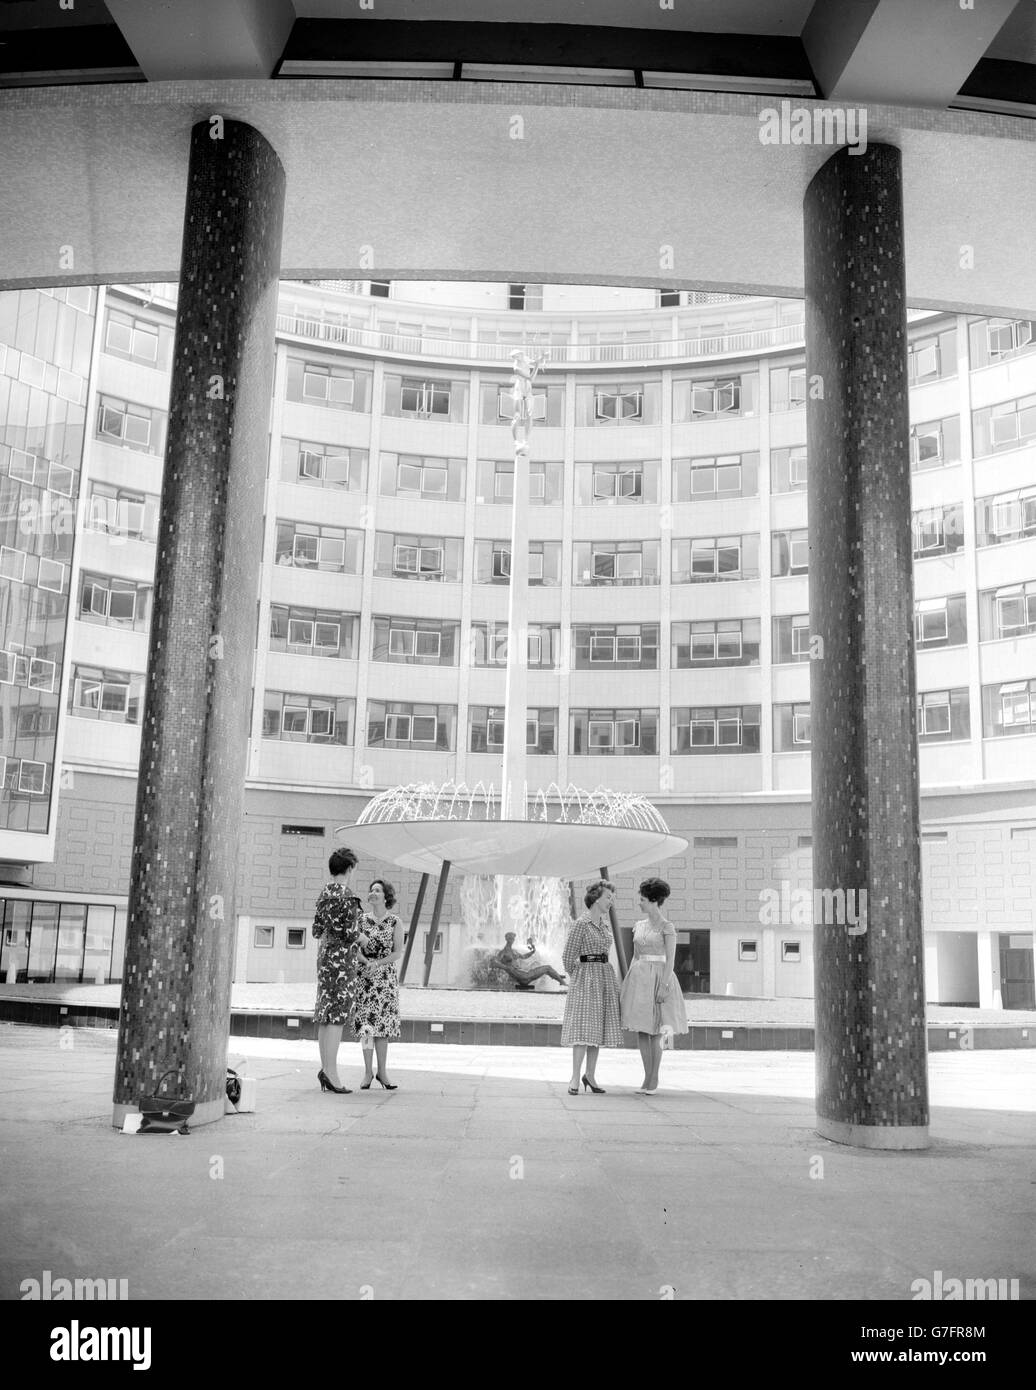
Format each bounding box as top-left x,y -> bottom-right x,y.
804,143 -> 929,1150
113,119 -> 285,1128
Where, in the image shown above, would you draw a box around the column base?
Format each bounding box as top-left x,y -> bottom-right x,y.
817,1117 -> 929,1150
112,1098 -> 226,1131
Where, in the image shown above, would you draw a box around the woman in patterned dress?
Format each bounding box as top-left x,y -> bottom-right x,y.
313,847 -> 365,1093
560,880 -> 623,1094
620,877 -> 689,1093
353,879 -> 404,1090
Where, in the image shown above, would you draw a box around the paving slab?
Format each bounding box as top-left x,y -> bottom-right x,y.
0,1023 -> 1033,1304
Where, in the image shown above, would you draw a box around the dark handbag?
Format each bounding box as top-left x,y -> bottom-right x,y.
139,1069 -> 195,1134
226,1068 -> 241,1107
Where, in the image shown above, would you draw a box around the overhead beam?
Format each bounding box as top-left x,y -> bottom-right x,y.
104,0 -> 296,81
803,0 -> 1021,107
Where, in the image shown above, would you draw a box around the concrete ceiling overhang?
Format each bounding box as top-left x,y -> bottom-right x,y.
0,81 -> 1034,317
2,1 -> 1035,111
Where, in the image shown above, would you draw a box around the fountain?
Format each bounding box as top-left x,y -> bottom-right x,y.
338,352 -> 688,988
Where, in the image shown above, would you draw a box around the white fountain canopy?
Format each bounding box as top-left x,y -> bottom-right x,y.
338,781 -> 688,878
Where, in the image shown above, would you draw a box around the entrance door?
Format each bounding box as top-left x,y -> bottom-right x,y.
675,930 -> 710,994
1000,940 -> 1035,1010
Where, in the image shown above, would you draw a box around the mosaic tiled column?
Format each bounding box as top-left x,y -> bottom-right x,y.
112,120 -> 285,1128
804,143 -> 929,1150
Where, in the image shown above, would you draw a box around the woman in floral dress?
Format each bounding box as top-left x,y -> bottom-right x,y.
353,879 -> 404,1089
560,880 -> 623,1094
620,877 -> 689,1093
312,848 -> 365,1093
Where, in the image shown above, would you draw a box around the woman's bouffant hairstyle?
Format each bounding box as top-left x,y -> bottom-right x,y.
584,879 -> 615,909
639,877 -> 670,905
369,879 -> 396,908
329,848 -> 357,876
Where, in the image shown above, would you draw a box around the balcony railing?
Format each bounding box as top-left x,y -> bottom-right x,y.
273,313 -> 806,367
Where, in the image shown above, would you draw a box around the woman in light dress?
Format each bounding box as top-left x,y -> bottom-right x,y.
620,877 -> 688,1093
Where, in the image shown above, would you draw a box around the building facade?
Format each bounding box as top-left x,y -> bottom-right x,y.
0,279 -> 1033,1006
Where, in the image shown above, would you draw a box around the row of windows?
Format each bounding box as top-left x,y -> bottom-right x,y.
79,584 -> 1036,667
252,684 -> 1036,751
250,922 -> 441,953
775,683 -> 1036,745
270,500 -> 1035,582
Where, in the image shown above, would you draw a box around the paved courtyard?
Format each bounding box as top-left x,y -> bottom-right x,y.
0,1023 -> 1033,1302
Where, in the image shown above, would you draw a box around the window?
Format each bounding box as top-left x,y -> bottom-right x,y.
574,541 -> 659,586
262,693 -> 354,745
69,666 -> 144,724
594,389 -> 642,421
507,283 -> 543,311
477,459 -> 560,505
914,599 -> 948,645
658,289 -> 681,308
693,538 -> 741,580
254,926 -> 275,948
0,548 -> 26,583
674,453 -> 756,502
672,374 -> 756,421
423,932 -> 443,954
369,280 -> 391,298
367,702 -> 456,751
381,453 -> 464,502
983,680 -> 1036,738
673,705 -> 761,754
771,366 -> 806,411
374,534 -> 462,583
372,618 -> 457,666
270,607 -> 355,659
918,688 -> 970,742
972,393 -> 1036,456
287,929 -> 306,949
570,709 -> 659,756
975,489 -> 1036,547
673,619 -> 759,668
275,522 -> 363,574
470,622 -> 559,669
303,367 -> 355,405
772,531 -> 809,577
574,625 -> 658,670
908,327 -> 956,382
104,310 -> 162,366
985,317 -> 1033,360
283,441 -> 366,491
911,506 -> 965,559
400,379 -> 451,417
781,941 -> 801,963
18,761 -> 47,795
910,416 -> 960,471
96,396 -> 163,454
79,575 -> 150,631
985,584 -> 1036,640
469,707 -> 556,755
87,486 -> 158,542
738,940 -> 758,962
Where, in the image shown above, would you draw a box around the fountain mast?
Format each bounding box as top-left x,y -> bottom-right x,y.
501,348 -> 548,823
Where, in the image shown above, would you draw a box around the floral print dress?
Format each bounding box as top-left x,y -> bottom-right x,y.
312,882 -> 364,1025
352,912 -> 402,1041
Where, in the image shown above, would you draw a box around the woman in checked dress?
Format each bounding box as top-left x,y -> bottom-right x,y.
353,879 -> 404,1090
560,880 -> 623,1094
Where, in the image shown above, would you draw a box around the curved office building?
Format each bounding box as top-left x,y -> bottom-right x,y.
0,278 -> 1033,1006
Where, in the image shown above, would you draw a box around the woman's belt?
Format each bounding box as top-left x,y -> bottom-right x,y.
638,954 -> 667,962
579,953 -> 609,963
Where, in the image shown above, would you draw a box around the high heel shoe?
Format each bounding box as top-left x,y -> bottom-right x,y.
567,1085 -> 580,1095
360,1076 -> 373,1090
317,1069 -> 351,1094
582,1074 -> 606,1094
375,1073 -> 397,1090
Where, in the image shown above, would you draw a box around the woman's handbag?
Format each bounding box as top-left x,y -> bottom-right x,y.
139,1069 -> 195,1134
